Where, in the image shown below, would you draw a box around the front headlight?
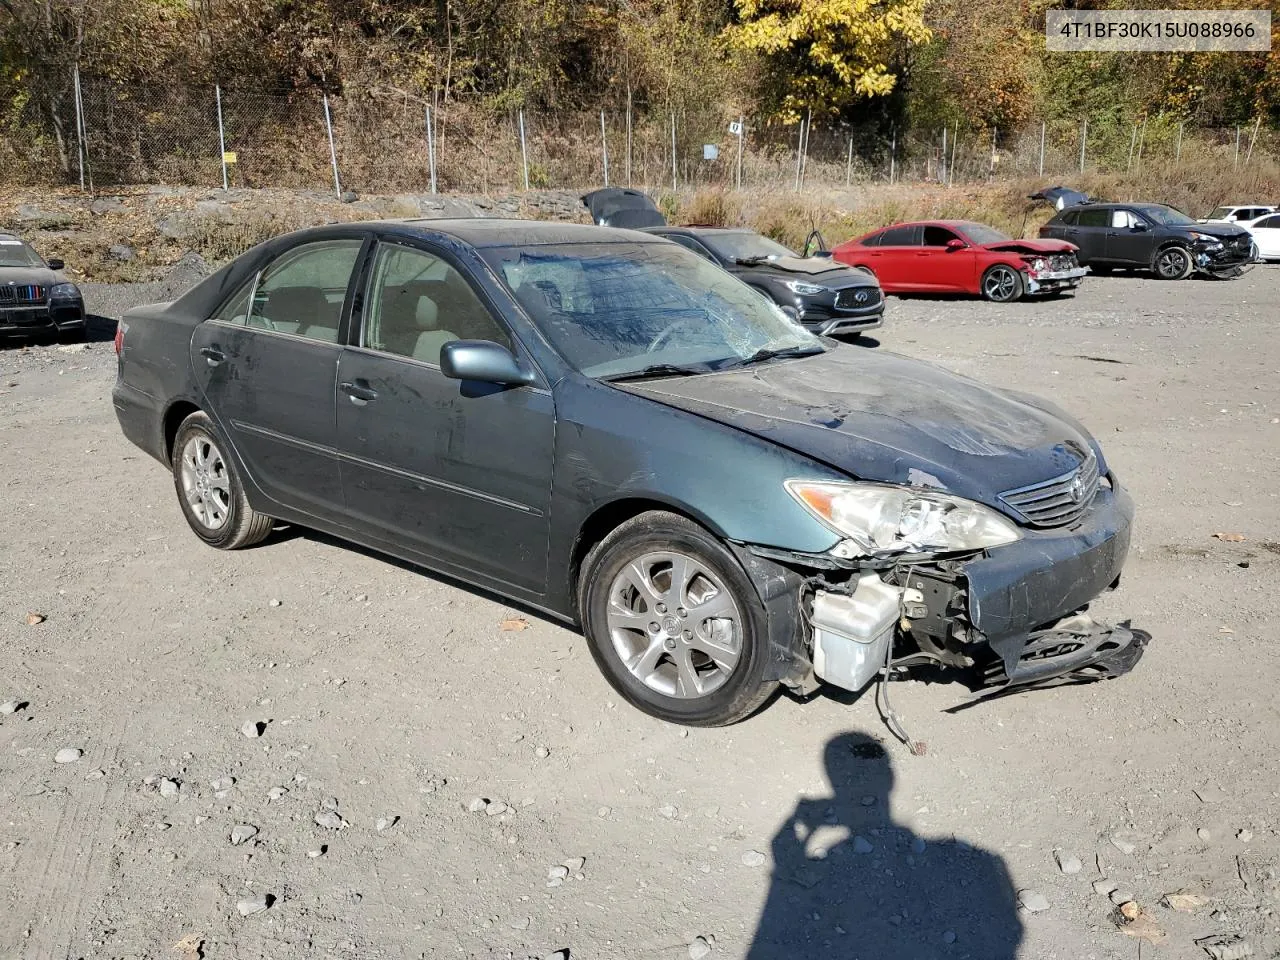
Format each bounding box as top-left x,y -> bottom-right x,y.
1188,232 -> 1223,246
1029,258 -> 1048,273
785,480 -> 1022,557
49,282 -> 80,299
783,279 -> 826,295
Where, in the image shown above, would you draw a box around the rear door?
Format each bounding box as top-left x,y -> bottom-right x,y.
333,238 -> 555,593
914,224 -> 978,291
1104,208 -> 1153,265
867,224 -> 922,287
1069,207 -> 1111,264
189,236 -> 367,521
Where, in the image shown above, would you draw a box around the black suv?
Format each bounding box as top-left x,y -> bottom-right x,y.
1038,203 -> 1255,279
0,233 -> 85,341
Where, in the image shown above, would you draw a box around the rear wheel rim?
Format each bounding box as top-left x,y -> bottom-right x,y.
1157,248 -> 1189,278
605,551 -> 742,699
180,434 -> 231,530
984,267 -> 1018,301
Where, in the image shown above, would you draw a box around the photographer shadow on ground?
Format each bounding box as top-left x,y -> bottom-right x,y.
746,732 -> 1023,960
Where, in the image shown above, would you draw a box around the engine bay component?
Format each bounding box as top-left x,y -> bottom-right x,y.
809,574 -> 902,693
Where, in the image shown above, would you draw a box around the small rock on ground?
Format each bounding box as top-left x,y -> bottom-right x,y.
741,850 -> 766,867
230,824 -> 259,845
376,816 -> 398,832
307,846 -> 326,858
563,856 -> 586,871
1055,851 -> 1082,874
852,836 -> 874,855
1018,889 -> 1050,913
236,894 -> 272,916
1109,835 -> 1137,855
158,778 -> 179,798
1198,828 -> 1212,841
314,811 -> 347,830
54,748 -> 82,764
689,935 -> 712,960
468,797 -> 488,813
240,721 -> 263,738
0,699 -> 25,714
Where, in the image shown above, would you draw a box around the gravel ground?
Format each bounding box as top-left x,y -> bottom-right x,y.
2,267 -> 1279,960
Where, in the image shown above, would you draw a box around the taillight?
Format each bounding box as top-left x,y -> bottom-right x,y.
114,321 -> 125,356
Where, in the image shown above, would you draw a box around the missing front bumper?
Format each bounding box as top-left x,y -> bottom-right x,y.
981,612 -> 1149,690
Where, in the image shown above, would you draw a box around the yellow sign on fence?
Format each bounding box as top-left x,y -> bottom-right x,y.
223,151 -> 238,164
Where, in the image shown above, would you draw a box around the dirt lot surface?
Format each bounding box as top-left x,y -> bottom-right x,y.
3,267 -> 1279,960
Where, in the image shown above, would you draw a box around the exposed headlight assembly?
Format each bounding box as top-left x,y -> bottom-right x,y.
1188,232 -> 1223,246
49,282 -> 81,299
783,280 -> 826,295
785,480 -> 1022,557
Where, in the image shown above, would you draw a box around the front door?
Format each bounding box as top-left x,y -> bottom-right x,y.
334,239 -> 555,594
915,224 -> 978,291
1104,209 -> 1154,265
189,236 -> 366,521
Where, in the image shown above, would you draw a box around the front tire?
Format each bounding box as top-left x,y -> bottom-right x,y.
578,511 -> 777,726
981,264 -> 1024,302
1154,245 -> 1193,280
171,411 -> 274,550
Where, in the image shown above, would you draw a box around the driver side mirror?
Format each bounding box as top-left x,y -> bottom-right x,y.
47,258 -> 65,270
440,340 -> 535,386
945,238 -> 967,251
1130,222 -> 1148,232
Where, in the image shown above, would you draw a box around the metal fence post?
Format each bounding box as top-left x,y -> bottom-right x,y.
322,94 -> 341,199
1136,117 -> 1146,171
600,110 -> 609,187
518,110 -> 529,190
671,112 -> 677,190
1127,122 -> 1138,171
1038,121 -> 1045,176
735,116 -> 744,190
951,122 -> 959,185
72,65 -> 86,191
1234,125 -> 1241,167
940,125 -> 947,184
215,84 -> 229,191
889,127 -> 896,184
1079,118 -> 1087,172
425,106 -> 437,193
1245,116 -> 1261,166
1175,121 -> 1183,164
845,137 -> 853,186
625,87 -> 633,187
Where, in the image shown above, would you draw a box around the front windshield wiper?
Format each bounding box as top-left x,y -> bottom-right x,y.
719,345 -> 824,370
600,363 -> 708,383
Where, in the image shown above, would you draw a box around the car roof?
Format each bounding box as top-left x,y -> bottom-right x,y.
0,233 -> 27,243
395,218 -> 658,247
649,226 -> 756,235
275,218 -> 664,249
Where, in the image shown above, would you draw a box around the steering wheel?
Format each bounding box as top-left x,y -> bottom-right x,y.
646,315 -> 704,353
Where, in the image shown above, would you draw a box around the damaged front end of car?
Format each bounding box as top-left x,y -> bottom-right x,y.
730,460 -> 1148,717
1189,232 -> 1259,278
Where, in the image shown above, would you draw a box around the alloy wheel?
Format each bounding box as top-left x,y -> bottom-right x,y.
605,551 -> 742,699
179,434 -> 232,530
1156,247 -> 1191,279
983,266 -> 1019,302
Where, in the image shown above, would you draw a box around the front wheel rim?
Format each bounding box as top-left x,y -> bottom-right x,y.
180,434 -> 232,530
605,551 -> 743,699
1158,249 -> 1188,277
984,268 -> 1017,300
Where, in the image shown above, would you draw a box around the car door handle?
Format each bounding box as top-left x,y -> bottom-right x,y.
340,380 -> 378,404
200,346 -> 225,367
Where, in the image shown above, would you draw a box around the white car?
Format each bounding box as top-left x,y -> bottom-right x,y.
1200,204 -> 1276,225
1243,212 -> 1280,261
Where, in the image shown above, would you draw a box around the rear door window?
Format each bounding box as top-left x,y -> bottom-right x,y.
1254,215 -> 1280,229
1077,208 -> 1110,227
879,225 -> 921,246
249,239 -> 364,341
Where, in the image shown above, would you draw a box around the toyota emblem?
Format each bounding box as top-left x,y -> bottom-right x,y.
1069,473 -> 1086,503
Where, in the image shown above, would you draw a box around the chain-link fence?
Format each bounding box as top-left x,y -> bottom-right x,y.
4,75 -> 1277,195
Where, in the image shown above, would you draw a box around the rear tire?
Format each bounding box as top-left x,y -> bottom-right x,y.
578,511 -> 777,726
981,264 -> 1024,302
171,411 -> 274,550
1153,245 -> 1193,280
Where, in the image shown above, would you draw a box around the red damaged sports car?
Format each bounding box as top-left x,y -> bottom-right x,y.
831,220 -> 1086,302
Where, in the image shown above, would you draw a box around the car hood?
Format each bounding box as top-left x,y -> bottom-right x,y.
738,256 -> 879,284
979,239 -> 1077,255
0,266 -> 61,286
1187,222 -> 1251,240
618,348 -> 1098,511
